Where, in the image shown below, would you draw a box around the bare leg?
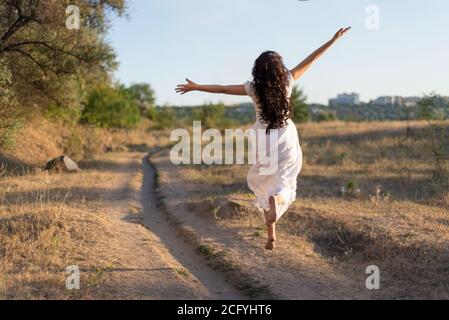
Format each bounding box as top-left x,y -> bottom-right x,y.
265,222 -> 276,250
266,194 -> 284,224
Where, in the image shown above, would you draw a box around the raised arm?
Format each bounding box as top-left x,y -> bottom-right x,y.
290,27 -> 351,81
175,79 -> 247,96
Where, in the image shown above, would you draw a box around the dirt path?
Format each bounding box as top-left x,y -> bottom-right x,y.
91,152 -> 244,299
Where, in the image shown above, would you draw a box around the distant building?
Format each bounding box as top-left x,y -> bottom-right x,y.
329,93 -> 360,107
402,96 -> 420,107
372,96 -> 403,106
370,96 -> 421,107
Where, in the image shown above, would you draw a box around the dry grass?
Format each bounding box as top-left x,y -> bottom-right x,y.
0,117 -> 159,174
2,118 -> 448,299
0,118 -> 161,299
0,173 -> 118,299
166,120 -> 449,299
0,154 -> 150,299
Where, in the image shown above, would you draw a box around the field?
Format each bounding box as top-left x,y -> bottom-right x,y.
152,120 -> 449,299
1,119 -> 448,299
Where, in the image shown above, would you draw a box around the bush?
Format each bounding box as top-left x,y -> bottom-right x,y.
291,86 -> 309,123
123,83 -> 156,120
80,87 -> 141,129
44,102 -> 81,125
315,111 -> 337,122
421,122 -> 449,186
154,106 -> 177,129
63,127 -> 105,161
417,95 -> 438,120
191,102 -> 232,129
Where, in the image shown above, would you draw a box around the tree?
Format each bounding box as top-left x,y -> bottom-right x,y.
417,94 -> 438,120
0,0 -> 126,112
154,105 -> 176,129
193,102 -> 226,129
291,85 -> 309,123
124,83 -> 156,119
80,86 -> 141,129
315,111 -> 337,122
417,94 -> 449,185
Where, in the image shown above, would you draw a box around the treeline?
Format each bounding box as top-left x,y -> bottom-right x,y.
155,86 -> 311,129
311,94 -> 449,122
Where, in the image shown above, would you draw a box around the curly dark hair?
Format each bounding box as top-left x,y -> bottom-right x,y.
251,51 -> 291,133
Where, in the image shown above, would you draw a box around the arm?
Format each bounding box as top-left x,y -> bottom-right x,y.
175,79 -> 247,96
290,27 -> 351,81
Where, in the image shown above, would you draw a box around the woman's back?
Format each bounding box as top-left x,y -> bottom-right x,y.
244,71 -> 295,126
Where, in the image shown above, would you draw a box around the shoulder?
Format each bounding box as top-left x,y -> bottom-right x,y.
287,71 -> 294,85
244,80 -> 255,99
286,71 -> 295,96
287,71 -> 295,90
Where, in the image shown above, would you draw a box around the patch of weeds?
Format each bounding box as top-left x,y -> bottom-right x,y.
175,268 -> 190,279
253,230 -> 262,237
338,152 -> 348,164
211,206 -> 221,220
253,225 -> 264,237
239,283 -> 271,299
370,184 -> 391,202
210,256 -> 234,273
154,171 -> 160,186
212,263 -> 233,273
196,244 -> 215,259
421,122 -> 449,186
341,179 -> 361,198
85,266 -> 110,289
196,244 -> 274,299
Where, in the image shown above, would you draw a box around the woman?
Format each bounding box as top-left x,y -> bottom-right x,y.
176,27 -> 351,250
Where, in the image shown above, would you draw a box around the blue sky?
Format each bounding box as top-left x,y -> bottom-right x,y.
107,0 -> 449,106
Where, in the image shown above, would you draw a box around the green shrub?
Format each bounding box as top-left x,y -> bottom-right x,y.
192,103 -> 225,128
416,95 -> 438,120
147,107 -> 157,121
123,83 -> 156,119
421,122 -> 449,186
63,128 -> 85,161
315,111 -> 337,122
190,102 -> 236,129
154,106 -> 177,129
291,86 -> 309,123
63,127 -> 104,161
44,102 -> 81,125
80,87 -> 141,128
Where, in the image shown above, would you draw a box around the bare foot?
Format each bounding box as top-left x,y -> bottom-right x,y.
265,238 -> 276,250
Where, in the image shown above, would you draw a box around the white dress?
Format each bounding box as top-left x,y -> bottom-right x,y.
244,72 -> 303,222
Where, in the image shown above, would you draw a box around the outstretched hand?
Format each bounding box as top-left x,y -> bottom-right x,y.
333,27 -> 351,41
175,78 -> 198,95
